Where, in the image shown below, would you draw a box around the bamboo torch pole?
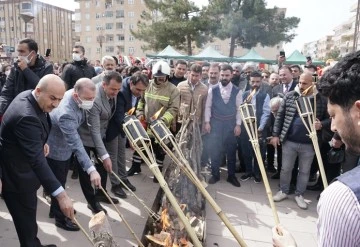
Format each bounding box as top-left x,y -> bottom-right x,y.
122,115 -> 202,247
296,96 -> 328,188
149,119 -> 248,247
239,103 -> 280,225
73,217 -> 95,246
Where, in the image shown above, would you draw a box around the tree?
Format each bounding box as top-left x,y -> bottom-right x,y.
132,0 -> 216,55
207,0 -> 300,57
325,47 -> 341,61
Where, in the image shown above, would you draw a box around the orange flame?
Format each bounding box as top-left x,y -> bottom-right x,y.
127,107 -> 136,115
151,106 -> 164,121
161,208 -> 171,230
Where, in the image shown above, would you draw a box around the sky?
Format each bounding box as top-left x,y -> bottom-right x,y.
38,0 -> 356,53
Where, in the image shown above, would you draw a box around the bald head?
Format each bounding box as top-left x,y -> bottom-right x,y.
299,73 -> 314,94
35,74 -> 66,112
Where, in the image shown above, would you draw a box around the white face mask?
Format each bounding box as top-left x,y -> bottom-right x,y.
18,51 -> 33,65
72,53 -> 82,61
78,97 -> 94,110
5,70 -> 10,76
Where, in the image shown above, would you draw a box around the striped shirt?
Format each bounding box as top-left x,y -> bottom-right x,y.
317,181 -> 360,246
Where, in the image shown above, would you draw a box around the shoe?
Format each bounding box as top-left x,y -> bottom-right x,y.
41,245 -> 57,247
271,172 -> 280,179
49,209 -> 76,219
240,173 -> 252,181
121,179 -> 136,192
55,218 -> 80,231
227,176 -> 241,187
308,173 -> 317,182
208,176 -> 220,184
127,164 -> 141,176
307,184 -> 323,191
71,170 -> 78,179
96,193 -> 119,204
267,166 -> 277,173
111,185 -> 127,199
295,195 -> 308,209
273,191 -> 288,202
254,176 -> 261,184
87,202 -> 107,214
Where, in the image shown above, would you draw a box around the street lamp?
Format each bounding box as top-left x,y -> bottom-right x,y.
20,14 -> 34,38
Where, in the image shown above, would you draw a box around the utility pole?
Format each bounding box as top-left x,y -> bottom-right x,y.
353,0 -> 360,52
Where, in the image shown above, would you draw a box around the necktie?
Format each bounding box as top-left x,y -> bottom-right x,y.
109,98 -> 115,113
284,84 -> 289,93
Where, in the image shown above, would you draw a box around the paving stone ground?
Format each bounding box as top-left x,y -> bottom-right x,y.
0,151 -> 319,247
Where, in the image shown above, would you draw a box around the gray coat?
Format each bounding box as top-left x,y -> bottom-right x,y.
47,89 -> 94,172
78,83 -> 116,157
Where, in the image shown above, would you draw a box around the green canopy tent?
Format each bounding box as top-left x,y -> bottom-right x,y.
284,50 -> 325,66
233,48 -> 276,63
189,46 -> 231,62
146,45 -> 187,59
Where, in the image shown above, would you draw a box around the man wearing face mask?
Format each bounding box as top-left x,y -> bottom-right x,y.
46,78 -> 101,230
204,64 -> 243,187
0,38 -> 54,119
61,45 -> 96,90
92,56 -> 116,84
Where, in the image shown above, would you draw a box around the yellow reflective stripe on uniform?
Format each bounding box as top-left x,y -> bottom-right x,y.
145,93 -> 170,101
162,111 -> 173,123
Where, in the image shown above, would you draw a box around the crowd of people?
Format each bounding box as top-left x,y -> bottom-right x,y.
0,38 -> 359,247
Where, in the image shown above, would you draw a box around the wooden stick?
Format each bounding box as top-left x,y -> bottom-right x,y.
239,104 -> 280,225
73,217 -> 95,246
150,120 -> 248,247
99,187 -> 144,247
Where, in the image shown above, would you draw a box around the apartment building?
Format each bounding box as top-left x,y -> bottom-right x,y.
0,0 -> 74,62
316,35 -> 334,59
302,40 -> 318,59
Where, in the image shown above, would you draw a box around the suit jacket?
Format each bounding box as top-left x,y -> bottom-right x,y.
271,79 -> 298,98
0,90 -> 61,193
47,89 -> 94,172
105,78 -> 140,141
78,83 -> 116,157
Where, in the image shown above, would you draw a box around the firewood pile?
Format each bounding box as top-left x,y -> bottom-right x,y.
89,211 -> 121,247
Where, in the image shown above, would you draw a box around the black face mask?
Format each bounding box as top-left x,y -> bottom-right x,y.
232,74 -> 240,81
220,79 -> 230,86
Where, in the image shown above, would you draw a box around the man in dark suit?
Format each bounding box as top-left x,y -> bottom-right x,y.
77,71 -> 122,213
0,74 -> 74,247
106,72 -> 148,198
271,66 -> 297,98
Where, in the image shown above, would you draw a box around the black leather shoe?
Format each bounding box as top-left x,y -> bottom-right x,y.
71,170 -> 78,179
267,166 -> 277,173
271,172 -> 280,179
41,245 -> 57,247
87,202 -> 107,214
49,209 -> 76,219
307,184 -> 323,191
227,176 -> 241,187
111,185 -> 127,199
208,176 -> 220,184
55,218 -> 80,231
96,193 -> 120,204
121,179 -> 136,192
127,164 -> 141,176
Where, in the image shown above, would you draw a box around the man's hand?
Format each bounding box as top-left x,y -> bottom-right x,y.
56,191 -> 74,220
17,57 -> 28,71
204,122 -> 211,133
272,224 -> 297,247
270,137 -> 280,148
314,118 -> 322,130
43,144 -> 50,157
331,138 -> 343,148
102,157 -> 112,173
89,170 -> 101,188
258,128 -> 263,138
234,125 -> 241,136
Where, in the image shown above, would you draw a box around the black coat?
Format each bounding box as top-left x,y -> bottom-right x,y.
271,80 -> 298,98
0,56 -> 53,115
0,90 -> 61,194
61,60 -> 96,89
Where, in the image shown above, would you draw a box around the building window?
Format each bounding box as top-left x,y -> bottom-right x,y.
74,13 -> 81,21
85,13 -> 90,20
116,22 -> 123,29
11,26 -> 14,32
116,10 -> 124,18
129,36 -> 134,41
116,0 -> 124,4
118,46 -> 125,53
85,25 -> 91,31
106,34 -> 114,42
85,2 -> 90,8
129,24 -> 134,30
105,11 -> 113,18
105,23 -> 113,30
21,3 -> 32,10
128,12 -> 134,17
117,34 -> 124,41
86,36 -> 92,43
96,47 -> 101,54
214,45 -> 221,51
129,47 -> 135,55
128,0 -> 134,4
106,46 -> 114,53
96,24 -> 103,30
75,24 -> 81,32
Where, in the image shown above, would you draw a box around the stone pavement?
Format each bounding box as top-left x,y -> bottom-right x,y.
0,153 -> 319,247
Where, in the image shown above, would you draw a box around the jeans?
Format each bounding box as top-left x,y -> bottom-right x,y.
106,135 -> 127,185
280,140 -> 315,196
